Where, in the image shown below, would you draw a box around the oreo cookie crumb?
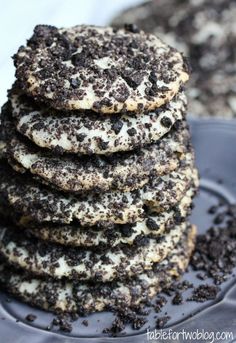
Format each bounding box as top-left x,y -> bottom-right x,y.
25,314 -> 37,322
82,320 -> 88,327
132,317 -> 147,330
176,280 -> 193,291
208,205 -> 217,214
196,272 -> 208,280
156,316 -> 171,329
161,117 -> 172,128
127,128 -> 137,136
146,218 -> 159,231
52,315 -> 73,333
191,206 -> 236,284
213,213 -> 225,225
111,120 -> 123,134
102,305 -> 147,336
187,284 -> 219,302
155,295 -> 167,313
172,292 -> 183,305
110,317 -> 125,334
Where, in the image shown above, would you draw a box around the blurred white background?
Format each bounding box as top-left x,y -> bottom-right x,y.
0,0 -> 143,105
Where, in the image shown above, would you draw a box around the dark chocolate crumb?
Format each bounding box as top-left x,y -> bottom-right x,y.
98,139 -> 109,150
111,120 -> 123,134
52,315 -> 73,333
160,117 -> 172,128
213,213 -> 225,225
187,284 -> 219,302
76,133 -> 86,142
70,78 -> 81,88
82,320 -> 89,327
155,295 -> 167,313
208,205 -> 217,214
191,206 -> 236,285
132,317 -> 147,330
156,316 -> 171,329
127,128 -> 137,136
172,292 -> 183,305
196,272 -> 208,281
110,317 -> 125,334
25,314 -> 37,322
176,280 -> 193,291
146,218 -> 159,230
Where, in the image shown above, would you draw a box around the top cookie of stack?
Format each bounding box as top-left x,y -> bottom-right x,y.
14,24 -> 189,114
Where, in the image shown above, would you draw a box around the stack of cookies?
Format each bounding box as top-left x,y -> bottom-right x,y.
0,25 -> 198,314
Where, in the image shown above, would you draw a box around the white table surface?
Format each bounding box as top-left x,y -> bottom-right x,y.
0,0 -> 143,106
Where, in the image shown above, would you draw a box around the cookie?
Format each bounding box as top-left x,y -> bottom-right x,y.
20,188 -> 195,247
0,225 -> 196,313
7,136 -> 186,193
13,25 -> 189,113
0,159 -> 198,226
2,113 -> 191,193
9,87 -> 187,154
0,221 -> 188,282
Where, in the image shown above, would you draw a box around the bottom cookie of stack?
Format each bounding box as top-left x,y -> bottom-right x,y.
0,223 -> 196,314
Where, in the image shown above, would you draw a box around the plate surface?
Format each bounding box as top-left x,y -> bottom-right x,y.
1,118 -> 236,342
